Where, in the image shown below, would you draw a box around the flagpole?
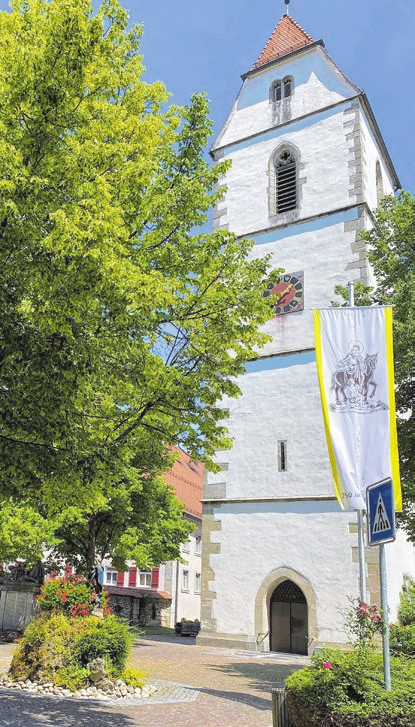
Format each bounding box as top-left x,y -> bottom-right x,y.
347,281 -> 367,604
380,543 -> 391,690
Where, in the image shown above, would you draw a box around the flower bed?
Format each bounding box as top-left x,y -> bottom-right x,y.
8,575 -> 145,694
284,598 -> 415,727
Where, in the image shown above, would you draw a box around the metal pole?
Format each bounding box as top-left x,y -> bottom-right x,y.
379,543 -> 391,690
357,511 -> 367,602
347,281 -> 367,604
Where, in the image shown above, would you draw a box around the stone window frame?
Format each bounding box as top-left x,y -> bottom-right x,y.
267,141 -> 305,223
181,537 -> 191,553
194,572 -> 201,594
270,75 -> 294,103
376,160 -> 384,206
278,440 -> 288,472
194,535 -> 202,556
182,569 -> 189,593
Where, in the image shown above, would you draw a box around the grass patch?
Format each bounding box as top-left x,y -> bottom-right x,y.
138,626 -> 176,637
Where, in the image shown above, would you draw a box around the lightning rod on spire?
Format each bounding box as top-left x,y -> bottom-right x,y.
285,0 -> 290,16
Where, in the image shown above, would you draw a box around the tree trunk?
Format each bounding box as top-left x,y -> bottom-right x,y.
86,518 -> 97,573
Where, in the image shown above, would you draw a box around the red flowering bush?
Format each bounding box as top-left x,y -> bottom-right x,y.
345,599 -> 384,648
37,575 -> 109,617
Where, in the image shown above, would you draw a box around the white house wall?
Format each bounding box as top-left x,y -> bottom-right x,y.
174,529 -> 202,623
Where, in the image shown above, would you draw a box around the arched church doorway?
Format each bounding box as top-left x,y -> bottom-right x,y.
270,579 -> 308,655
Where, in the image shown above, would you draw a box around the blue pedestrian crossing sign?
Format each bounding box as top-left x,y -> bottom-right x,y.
366,478 -> 396,546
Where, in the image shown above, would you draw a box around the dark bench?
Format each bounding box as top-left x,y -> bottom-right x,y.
178,621 -> 200,637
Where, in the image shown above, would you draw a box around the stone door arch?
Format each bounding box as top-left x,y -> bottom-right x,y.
255,567 -> 317,655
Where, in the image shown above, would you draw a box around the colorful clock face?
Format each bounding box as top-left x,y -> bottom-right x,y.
263,271 -> 304,315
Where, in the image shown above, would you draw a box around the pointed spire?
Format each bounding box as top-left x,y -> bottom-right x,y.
285,0 -> 290,16
252,13 -> 316,71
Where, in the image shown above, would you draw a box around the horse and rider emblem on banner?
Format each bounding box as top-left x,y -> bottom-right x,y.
330,341 -> 388,413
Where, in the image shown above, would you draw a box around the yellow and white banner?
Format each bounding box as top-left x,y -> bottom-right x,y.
314,307 -> 401,511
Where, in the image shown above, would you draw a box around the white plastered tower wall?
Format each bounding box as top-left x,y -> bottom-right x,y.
198,15 -> 414,653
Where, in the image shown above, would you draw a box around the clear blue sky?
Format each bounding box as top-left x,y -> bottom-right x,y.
0,1 -> 414,191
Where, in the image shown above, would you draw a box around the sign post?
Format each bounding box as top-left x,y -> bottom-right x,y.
367,478 -> 395,691
347,282 -> 367,604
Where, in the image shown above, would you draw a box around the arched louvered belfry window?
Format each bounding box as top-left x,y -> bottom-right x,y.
275,148 -> 297,213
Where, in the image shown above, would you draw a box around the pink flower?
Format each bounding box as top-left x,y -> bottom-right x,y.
323,662 -> 332,669
371,614 -> 381,622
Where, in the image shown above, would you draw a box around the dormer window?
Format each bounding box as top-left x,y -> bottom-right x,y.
270,76 -> 294,102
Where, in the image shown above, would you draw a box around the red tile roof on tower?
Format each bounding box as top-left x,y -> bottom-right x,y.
164,446 -> 203,520
252,14 -> 316,70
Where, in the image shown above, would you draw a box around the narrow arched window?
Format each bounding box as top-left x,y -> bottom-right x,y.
275,149 -> 297,213
283,76 -> 293,98
271,80 -> 282,102
376,160 -> 384,206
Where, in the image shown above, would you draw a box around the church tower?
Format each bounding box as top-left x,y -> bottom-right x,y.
198,10 -> 413,653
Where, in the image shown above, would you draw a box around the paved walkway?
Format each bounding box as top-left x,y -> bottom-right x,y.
0,635 -> 309,726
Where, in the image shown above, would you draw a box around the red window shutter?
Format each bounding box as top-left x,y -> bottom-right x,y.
116,571 -> 124,586
65,565 -> 73,578
151,568 -> 159,588
129,567 -> 137,587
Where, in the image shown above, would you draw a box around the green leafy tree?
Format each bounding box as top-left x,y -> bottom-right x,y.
0,0 -> 275,570
333,191 -> 414,538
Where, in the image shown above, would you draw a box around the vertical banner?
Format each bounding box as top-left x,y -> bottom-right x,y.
314,307 -> 401,511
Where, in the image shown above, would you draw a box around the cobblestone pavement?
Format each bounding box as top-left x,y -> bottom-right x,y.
0,636 -> 309,726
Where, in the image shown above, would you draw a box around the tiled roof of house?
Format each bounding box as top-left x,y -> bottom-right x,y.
106,585 -> 171,600
252,14 -> 316,70
164,446 -> 203,520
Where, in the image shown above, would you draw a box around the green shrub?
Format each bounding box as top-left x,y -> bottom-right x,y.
390,623 -> 415,657
285,650 -> 415,727
54,664 -> 91,691
389,576 -> 415,656
120,666 -> 146,688
10,613 -> 133,686
74,615 -> 133,675
9,613 -> 87,682
398,576 -> 415,627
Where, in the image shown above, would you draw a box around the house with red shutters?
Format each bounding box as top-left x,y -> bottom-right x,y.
0,448 -> 202,631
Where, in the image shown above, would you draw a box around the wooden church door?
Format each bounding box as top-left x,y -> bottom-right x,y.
270,580 -> 308,655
